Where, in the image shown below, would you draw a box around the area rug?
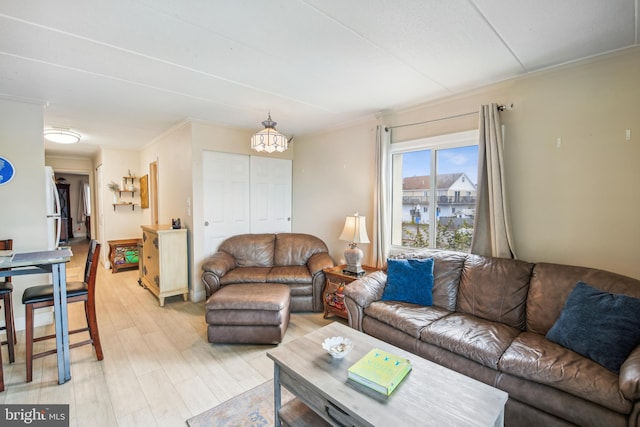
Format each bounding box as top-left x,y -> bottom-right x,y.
186,379 -> 294,427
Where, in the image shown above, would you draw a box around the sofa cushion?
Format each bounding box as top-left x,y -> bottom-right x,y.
499,332 -> 631,414
421,312 -> 520,369
496,372 -> 627,427
220,267 -> 271,285
546,282 -> 640,373
364,301 -> 451,339
219,233 -> 275,267
267,266 -> 312,284
457,254 -> 533,330
274,233 -> 328,266
205,283 -> 290,312
382,258 -> 434,306
287,283 -> 313,297
526,262 -> 640,335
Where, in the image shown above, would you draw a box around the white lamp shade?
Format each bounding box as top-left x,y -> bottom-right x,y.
339,214 -> 370,244
250,128 -> 288,153
251,113 -> 288,153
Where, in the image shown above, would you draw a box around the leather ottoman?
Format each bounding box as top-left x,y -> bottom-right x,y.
205,283 -> 291,344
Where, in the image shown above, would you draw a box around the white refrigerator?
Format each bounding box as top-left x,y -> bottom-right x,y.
45,166 -> 61,249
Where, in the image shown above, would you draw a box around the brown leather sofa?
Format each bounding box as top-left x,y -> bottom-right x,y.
344,250 -> 640,427
201,233 -> 334,312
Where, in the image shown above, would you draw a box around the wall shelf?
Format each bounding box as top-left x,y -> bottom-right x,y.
113,203 -> 139,211
112,174 -> 140,211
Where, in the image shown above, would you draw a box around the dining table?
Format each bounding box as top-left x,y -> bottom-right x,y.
0,247 -> 73,391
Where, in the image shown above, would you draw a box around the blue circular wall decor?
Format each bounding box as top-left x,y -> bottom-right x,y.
0,156 -> 16,185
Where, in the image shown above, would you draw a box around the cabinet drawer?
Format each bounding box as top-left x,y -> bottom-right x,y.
279,398 -> 330,427
280,369 -> 365,427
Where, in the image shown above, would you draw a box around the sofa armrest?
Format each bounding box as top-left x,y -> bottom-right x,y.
343,271 -> 387,307
343,271 -> 387,331
620,345 -> 640,400
201,252 -> 236,297
307,252 -> 335,312
307,252 -> 335,276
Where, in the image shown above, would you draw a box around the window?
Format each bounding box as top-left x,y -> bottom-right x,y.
390,130 -> 478,252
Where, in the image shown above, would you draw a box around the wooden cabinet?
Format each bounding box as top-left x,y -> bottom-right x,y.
56,183 -> 73,242
139,225 -> 188,306
108,238 -> 141,273
322,265 -> 379,319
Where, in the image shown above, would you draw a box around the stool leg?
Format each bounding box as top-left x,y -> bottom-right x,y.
0,335 -> 3,392
85,300 -> 103,360
25,303 -> 34,383
3,294 -> 15,363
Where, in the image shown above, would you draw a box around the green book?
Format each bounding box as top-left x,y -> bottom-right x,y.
347,348 -> 412,396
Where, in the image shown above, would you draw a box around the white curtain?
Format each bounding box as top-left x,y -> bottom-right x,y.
371,125 -> 391,268
77,181 -> 91,223
470,103 -> 516,259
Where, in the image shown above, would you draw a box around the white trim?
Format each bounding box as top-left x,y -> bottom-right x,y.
390,129 -> 479,153
389,128 -> 479,251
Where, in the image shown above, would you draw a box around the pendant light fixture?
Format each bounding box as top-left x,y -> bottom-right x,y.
250,113 -> 288,153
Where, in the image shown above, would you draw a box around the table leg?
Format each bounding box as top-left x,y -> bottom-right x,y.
0,338 -> 4,392
51,262 -> 71,384
274,364 -> 282,427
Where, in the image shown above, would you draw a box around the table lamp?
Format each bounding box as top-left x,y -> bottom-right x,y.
339,212 -> 370,276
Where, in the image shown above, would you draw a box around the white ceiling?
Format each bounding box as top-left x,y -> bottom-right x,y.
1,0 -> 638,157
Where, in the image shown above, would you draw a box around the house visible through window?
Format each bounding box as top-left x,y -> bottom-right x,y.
390,130 -> 478,252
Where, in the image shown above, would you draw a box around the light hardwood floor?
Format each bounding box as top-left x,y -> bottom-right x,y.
0,238 -> 338,426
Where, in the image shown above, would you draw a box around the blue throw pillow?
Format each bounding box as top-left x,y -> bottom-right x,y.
546,282 -> 640,373
381,258 -> 434,306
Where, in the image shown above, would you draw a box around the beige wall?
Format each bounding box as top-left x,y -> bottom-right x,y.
139,121 -> 193,228
292,121 -> 376,265
0,98 -> 50,327
189,120 -> 294,301
4,45 -> 637,323
293,47 -> 640,279
99,148 -> 144,267
137,121 -> 194,297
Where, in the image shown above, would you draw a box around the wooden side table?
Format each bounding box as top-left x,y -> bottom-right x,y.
322,264 -> 379,319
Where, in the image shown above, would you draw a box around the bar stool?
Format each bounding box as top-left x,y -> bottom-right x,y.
0,238 -> 16,364
22,240 -> 103,382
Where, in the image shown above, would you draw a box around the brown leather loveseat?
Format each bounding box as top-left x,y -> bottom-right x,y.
201,233 -> 334,312
344,249 -> 640,427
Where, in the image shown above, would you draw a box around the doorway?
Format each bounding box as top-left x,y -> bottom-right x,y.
54,171 -> 92,241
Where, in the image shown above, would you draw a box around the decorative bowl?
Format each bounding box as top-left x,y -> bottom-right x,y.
322,336 -> 354,359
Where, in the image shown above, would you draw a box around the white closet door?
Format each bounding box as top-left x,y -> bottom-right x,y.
202,151 -> 250,255
250,156 -> 292,234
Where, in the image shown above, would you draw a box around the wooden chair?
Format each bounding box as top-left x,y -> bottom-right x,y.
22,240 -> 103,382
0,238 -> 16,364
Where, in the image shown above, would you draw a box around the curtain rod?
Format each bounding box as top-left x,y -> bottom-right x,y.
385,103 -> 513,131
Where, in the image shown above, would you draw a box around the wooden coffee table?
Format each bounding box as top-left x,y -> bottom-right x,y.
267,322 -> 508,427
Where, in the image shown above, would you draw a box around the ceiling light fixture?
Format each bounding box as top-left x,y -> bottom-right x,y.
44,128 -> 81,144
250,113 -> 288,153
